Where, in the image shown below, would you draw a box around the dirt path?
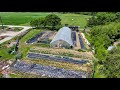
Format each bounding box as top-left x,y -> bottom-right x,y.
0,25 -> 31,44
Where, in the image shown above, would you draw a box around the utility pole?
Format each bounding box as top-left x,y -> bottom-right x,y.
0,16 -> 4,30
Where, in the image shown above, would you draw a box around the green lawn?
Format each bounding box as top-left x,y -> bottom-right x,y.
0,12 -> 91,28
0,45 -> 14,60
93,65 -> 106,78
0,29 -> 41,60
19,29 -> 42,58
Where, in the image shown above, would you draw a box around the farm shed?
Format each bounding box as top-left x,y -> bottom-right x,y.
50,27 -> 73,48
69,26 -> 80,31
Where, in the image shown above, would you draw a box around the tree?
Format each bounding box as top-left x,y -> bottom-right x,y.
30,14 -> 61,30
44,14 -> 61,30
87,12 -> 117,27
116,12 -> 120,21
87,16 -> 97,27
103,47 -> 120,78
30,19 -> 39,28
30,17 -> 46,29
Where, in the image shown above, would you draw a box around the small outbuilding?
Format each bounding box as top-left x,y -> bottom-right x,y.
50,27 -> 73,48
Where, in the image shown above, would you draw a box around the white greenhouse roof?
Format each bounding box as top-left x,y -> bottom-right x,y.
50,26 -> 73,46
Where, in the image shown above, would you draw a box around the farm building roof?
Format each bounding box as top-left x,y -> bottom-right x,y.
50,26 -> 73,46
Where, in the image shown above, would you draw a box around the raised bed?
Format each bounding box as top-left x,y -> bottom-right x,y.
27,52 -> 90,65
12,60 -> 87,78
26,32 -> 45,44
78,34 -> 85,50
71,31 -> 76,46
37,31 -> 54,44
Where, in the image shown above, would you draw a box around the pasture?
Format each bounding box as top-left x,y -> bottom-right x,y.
0,12 -> 91,28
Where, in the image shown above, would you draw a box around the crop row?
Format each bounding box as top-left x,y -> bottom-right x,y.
78,34 -> 85,50
71,31 -> 77,46
26,32 -> 45,44
37,31 -> 54,44
12,60 -> 87,78
27,52 -> 90,65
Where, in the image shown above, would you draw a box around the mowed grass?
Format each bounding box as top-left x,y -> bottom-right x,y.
19,29 -> 42,58
0,12 -> 91,28
0,45 -> 14,60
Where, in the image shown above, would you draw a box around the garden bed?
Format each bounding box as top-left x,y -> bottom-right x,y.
27,52 -> 90,65
12,60 -> 87,78
26,31 -> 45,44
30,47 -> 94,60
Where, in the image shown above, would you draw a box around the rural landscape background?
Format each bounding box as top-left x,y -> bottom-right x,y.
0,12 -> 120,78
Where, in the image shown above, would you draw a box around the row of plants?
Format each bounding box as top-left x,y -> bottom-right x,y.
29,49 -> 75,58
29,48 -> 93,60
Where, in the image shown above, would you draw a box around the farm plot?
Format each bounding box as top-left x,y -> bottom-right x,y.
27,52 -> 90,65
30,47 -> 94,60
26,31 -> 45,44
12,60 -> 87,78
37,31 -> 54,44
78,34 -> 85,50
71,31 -> 77,47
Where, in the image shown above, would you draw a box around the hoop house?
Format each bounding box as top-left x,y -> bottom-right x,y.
50,27 -> 73,48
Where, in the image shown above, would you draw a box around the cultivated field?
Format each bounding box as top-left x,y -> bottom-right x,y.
0,13 -> 93,78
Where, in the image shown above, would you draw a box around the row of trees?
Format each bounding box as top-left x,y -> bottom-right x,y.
59,12 -> 97,15
30,14 -> 62,30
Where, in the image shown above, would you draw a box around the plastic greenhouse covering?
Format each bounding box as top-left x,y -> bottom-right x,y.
50,27 -> 73,47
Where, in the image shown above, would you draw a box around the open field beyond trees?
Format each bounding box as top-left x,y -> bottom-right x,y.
0,12 -> 90,28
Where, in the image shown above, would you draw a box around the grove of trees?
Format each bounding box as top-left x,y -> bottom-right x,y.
87,12 -> 120,27
103,47 -> 120,78
87,12 -> 120,78
30,14 -> 62,30
90,22 -> 120,62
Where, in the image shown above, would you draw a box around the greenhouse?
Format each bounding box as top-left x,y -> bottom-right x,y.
50,26 -> 73,48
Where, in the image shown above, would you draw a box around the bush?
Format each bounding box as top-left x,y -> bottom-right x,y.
30,14 -> 61,30
15,53 -> 22,59
103,47 -> 120,78
0,74 -> 3,78
7,45 -> 17,54
87,12 -> 117,27
77,49 -> 86,52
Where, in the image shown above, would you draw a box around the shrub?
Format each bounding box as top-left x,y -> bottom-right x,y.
30,14 -> 61,30
15,53 -> 22,59
7,45 -> 16,54
77,49 -> 86,52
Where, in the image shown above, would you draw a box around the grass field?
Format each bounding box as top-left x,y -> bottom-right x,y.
0,29 -> 40,60
0,45 -> 14,60
19,29 -> 42,58
0,12 -> 91,28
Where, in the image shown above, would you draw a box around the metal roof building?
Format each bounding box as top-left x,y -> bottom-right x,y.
50,27 -> 73,48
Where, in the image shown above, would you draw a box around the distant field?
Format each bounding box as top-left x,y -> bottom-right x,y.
0,12 -> 91,28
